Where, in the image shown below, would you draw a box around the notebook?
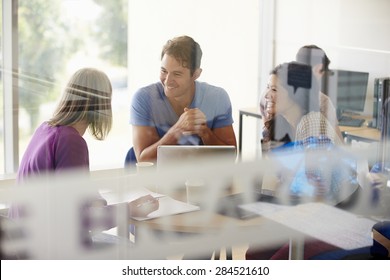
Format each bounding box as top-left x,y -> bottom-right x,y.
156,145 -> 237,170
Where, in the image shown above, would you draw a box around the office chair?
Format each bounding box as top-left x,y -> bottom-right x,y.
123,147 -> 138,239
124,147 -> 137,167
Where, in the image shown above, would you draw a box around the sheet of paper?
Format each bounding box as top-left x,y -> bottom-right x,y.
239,201 -> 291,216
100,188 -> 199,221
131,196 -> 200,221
241,201 -> 375,250
100,187 -> 165,205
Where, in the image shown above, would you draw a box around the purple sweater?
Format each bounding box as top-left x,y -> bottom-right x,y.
12,123 -> 120,232
9,123 -> 90,218
17,122 -> 89,182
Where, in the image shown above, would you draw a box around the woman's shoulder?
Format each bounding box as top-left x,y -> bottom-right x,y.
34,122 -> 74,138
40,123 -> 86,147
41,123 -> 79,136
58,126 -> 85,143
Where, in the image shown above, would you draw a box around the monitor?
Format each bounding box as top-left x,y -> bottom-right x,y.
327,69 -> 369,116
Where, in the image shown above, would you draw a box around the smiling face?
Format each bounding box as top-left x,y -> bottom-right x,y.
263,74 -> 291,119
159,54 -> 200,101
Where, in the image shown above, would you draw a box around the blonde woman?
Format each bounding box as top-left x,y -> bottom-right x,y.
11,68 -> 158,220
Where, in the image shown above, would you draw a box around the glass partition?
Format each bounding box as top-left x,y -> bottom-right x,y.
0,1 -> 3,174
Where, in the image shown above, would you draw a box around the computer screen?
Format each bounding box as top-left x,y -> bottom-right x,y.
328,69 -> 369,115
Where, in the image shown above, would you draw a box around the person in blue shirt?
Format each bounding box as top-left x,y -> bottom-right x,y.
130,35 -> 237,162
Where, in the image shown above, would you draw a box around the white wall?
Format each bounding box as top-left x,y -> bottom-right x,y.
273,0 -> 390,116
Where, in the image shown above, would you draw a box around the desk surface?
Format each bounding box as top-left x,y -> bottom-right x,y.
131,207 -> 264,233
338,114 -> 381,142
341,126 -> 381,142
339,125 -> 368,132
130,187 -> 264,233
130,194 -> 375,259
130,177 -> 359,235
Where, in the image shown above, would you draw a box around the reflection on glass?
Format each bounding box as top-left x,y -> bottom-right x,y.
16,0 -> 128,171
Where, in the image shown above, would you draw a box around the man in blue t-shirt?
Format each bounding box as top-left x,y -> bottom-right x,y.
130,35 -> 237,161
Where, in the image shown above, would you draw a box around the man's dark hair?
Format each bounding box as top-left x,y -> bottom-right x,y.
296,45 -> 330,73
161,35 -> 202,76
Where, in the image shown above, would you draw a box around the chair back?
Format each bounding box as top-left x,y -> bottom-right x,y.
124,147 -> 137,167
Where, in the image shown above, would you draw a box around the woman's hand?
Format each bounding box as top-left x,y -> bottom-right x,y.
128,194 -> 159,217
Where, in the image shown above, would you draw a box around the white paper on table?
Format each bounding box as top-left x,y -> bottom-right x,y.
239,201 -> 291,216
241,201 -> 375,250
100,188 -> 199,221
100,187 -> 165,205
131,196 -> 200,221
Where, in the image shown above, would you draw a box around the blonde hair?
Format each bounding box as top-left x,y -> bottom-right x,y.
48,68 -> 112,140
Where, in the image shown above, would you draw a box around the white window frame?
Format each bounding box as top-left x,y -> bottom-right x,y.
2,0 -> 19,174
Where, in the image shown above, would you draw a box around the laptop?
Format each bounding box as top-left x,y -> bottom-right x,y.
156,145 -> 237,170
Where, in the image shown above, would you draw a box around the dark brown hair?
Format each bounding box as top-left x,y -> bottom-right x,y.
161,35 -> 202,76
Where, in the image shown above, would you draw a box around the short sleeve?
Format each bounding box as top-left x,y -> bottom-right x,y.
214,90 -> 233,127
130,88 -> 154,126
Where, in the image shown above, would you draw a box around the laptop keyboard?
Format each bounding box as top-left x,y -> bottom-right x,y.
338,116 -> 365,127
